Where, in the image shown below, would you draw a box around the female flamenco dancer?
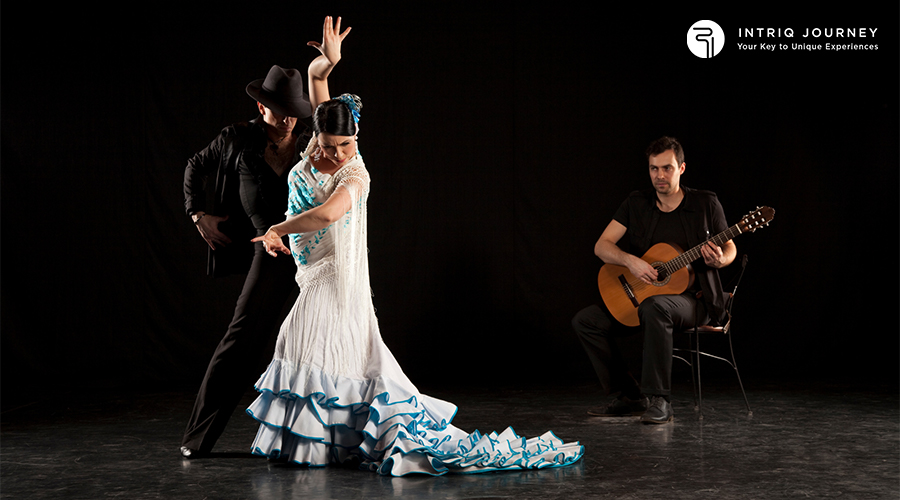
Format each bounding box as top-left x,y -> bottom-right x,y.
247,16 -> 584,476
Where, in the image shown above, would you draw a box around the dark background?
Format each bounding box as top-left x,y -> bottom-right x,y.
2,3 -> 897,404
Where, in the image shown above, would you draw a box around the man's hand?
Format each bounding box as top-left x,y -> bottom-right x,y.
595,220 -> 659,284
700,241 -> 726,268
194,213 -> 232,250
627,255 -> 659,285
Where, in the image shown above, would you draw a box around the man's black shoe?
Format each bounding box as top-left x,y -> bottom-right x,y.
640,396 -> 674,424
588,395 -> 649,416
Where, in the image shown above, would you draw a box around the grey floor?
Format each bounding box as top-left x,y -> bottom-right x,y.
1,379 -> 897,499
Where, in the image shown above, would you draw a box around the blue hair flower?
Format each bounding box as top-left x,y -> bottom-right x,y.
334,93 -> 362,123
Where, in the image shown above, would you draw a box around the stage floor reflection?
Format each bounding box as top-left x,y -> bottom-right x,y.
2,379 -> 897,499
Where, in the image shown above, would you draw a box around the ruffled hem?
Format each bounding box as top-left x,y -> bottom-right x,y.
246,360 -> 584,476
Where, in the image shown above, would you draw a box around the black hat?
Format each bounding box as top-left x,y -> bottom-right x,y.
246,65 -> 311,119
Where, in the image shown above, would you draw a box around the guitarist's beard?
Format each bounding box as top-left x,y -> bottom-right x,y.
654,181 -> 673,195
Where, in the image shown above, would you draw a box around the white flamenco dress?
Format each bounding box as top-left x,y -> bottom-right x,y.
246,138 -> 584,476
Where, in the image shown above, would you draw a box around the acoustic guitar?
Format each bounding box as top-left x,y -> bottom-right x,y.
597,206 -> 775,326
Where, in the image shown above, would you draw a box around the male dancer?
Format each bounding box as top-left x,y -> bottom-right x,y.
181,65 -> 311,457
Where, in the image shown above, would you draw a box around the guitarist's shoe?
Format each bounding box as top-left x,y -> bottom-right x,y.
588,395 -> 649,416
640,396 -> 674,424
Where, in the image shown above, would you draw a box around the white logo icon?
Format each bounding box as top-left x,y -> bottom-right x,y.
687,20 -> 725,58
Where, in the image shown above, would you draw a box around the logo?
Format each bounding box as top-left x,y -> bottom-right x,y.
687,20 -> 725,58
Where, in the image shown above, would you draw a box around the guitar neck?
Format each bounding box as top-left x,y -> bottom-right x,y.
664,224 -> 742,273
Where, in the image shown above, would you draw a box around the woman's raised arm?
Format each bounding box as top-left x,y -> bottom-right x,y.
307,16 -> 352,114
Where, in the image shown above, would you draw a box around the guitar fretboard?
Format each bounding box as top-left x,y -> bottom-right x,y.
662,224 -> 743,273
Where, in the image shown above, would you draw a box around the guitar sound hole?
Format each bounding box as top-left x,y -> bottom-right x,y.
654,266 -> 669,284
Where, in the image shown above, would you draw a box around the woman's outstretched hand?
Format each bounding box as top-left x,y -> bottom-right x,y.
308,16 -> 351,66
252,227 -> 291,257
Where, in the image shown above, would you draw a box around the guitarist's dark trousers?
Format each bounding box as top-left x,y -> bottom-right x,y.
572,293 -> 708,398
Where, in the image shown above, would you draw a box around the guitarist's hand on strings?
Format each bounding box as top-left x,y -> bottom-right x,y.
595,220 -> 659,285
627,255 -> 658,285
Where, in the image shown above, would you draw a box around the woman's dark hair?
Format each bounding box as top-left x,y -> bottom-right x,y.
313,95 -> 361,136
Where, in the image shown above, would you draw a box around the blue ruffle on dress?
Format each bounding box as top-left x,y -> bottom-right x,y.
247,360 -> 584,476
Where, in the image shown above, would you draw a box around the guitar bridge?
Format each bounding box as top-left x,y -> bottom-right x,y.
618,275 -> 640,308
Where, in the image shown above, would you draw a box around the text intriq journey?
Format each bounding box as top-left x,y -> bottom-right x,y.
735,27 -> 878,52
738,28 -> 878,38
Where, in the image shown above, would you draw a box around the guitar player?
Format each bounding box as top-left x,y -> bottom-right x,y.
572,136 -> 736,424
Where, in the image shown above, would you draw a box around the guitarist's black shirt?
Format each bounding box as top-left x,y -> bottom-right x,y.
653,207 -> 689,254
